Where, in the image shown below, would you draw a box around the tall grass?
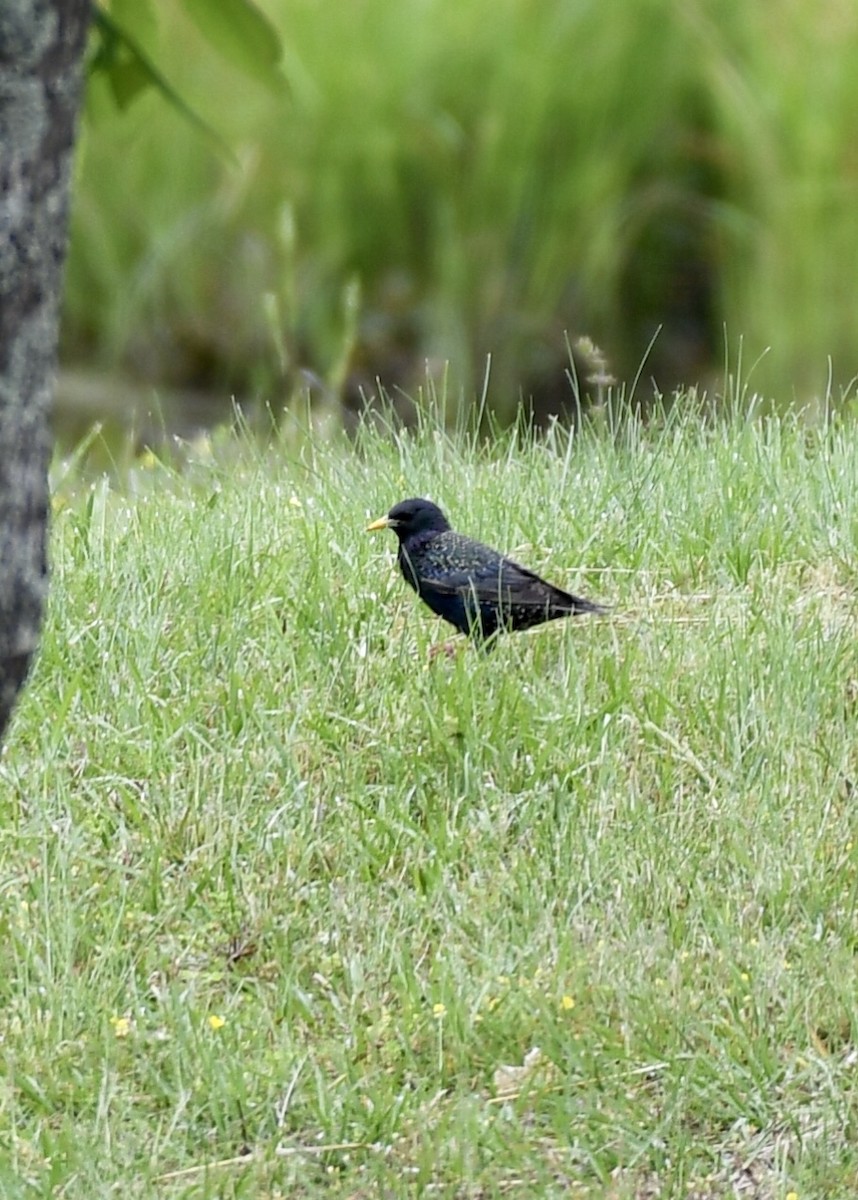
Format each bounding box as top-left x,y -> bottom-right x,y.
65,0 -> 858,418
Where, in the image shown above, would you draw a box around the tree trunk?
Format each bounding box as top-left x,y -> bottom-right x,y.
0,0 -> 90,741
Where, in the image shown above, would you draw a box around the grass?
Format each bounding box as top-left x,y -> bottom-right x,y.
64,0 -> 858,415
3,400 -> 858,1196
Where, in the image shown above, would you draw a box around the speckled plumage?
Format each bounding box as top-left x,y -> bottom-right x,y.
368,498 -> 605,644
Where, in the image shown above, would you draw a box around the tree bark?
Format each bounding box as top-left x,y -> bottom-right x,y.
0,0 -> 90,741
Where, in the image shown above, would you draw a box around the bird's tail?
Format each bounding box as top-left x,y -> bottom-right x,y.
565,592 -> 608,616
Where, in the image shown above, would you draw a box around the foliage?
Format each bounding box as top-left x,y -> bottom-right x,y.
4,401 -> 858,1194
66,1 -> 858,419
91,0 -> 287,107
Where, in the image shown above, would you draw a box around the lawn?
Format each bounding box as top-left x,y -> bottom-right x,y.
2,401 -> 858,1197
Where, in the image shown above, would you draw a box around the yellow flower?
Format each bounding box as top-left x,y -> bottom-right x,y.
208,1014 -> 226,1030
786,1192 -> 798,1200
110,1016 -> 131,1038
432,1003 -> 446,1018
561,995 -> 575,1011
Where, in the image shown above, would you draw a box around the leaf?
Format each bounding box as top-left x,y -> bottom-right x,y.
180,0 -> 289,95
90,7 -> 236,162
107,57 -> 152,111
110,0 -> 159,55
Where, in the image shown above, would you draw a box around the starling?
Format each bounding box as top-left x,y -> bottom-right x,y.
367,497 -> 605,645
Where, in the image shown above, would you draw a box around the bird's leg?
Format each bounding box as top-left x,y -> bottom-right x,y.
428,639 -> 464,661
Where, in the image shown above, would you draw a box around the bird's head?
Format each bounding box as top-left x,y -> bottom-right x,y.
366,498 -> 451,541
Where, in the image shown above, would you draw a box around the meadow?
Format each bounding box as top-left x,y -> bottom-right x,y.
2,398 -> 858,1197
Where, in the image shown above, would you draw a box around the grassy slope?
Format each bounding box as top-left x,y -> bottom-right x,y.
2,406 -> 858,1197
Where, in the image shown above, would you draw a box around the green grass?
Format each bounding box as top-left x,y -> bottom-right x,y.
3,402 -> 858,1197
64,0 -> 858,414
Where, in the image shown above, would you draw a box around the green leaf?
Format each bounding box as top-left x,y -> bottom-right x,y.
110,0 -> 159,55
180,0 -> 289,95
90,7 -> 236,162
107,57 -> 152,111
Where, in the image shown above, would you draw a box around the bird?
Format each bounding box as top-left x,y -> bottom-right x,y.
367,497 -> 605,648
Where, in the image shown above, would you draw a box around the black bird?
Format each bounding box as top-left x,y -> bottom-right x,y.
367,498 -> 604,646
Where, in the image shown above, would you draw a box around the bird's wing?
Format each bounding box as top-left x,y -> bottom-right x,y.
418,546 -> 559,607
432,572 -> 554,606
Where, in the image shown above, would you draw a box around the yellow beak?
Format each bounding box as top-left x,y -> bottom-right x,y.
366,515 -> 390,532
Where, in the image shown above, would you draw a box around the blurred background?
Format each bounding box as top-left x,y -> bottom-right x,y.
59,0 -> 858,445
